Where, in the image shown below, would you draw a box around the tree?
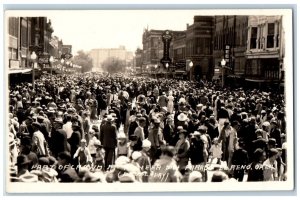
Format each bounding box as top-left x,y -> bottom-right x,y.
73,50 -> 93,73
101,57 -> 126,74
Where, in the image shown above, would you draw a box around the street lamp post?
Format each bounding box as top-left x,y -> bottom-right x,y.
221,58 -> 226,88
60,58 -> 64,73
189,61 -> 193,81
31,51 -> 37,90
154,64 -> 158,79
49,56 -> 54,75
165,63 -> 169,79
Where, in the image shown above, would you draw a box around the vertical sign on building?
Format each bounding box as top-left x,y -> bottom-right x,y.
160,30 -> 172,67
224,44 -> 232,70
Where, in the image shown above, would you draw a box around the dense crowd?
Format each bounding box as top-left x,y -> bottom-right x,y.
8,72 -> 287,183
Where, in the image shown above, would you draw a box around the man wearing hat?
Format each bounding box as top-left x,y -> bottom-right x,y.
127,111 -> 139,136
100,114 -> 118,170
49,118 -> 70,158
37,116 -> 50,142
133,117 -> 146,147
263,148 -> 279,181
157,92 -> 168,108
148,118 -> 165,164
176,112 -> 189,130
251,129 -> 268,157
16,155 -> 39,183
57,151 -> 79,182
270,118 -> 282,148
67,121 -> 82,160
137,139 -> 152,182
32,122 -> 48,157
231,138 -> 249,181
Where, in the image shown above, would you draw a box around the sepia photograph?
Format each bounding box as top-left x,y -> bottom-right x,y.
4,8 -> 294,193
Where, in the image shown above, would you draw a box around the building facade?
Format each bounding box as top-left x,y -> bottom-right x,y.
90,46 -> 133,71
244,16 -> 284,87
134,48 -> 143,73
213,16 -> 248,83
142,29 -> 164,72
186,16 -> 214,81
8,17 -> 55,71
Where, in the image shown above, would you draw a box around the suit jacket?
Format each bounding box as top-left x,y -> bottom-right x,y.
50,129 -> 69,157
68,130 -> 81,157
100,123 -> 117,149
158,95 -> 168,107
134,126 -> 145,141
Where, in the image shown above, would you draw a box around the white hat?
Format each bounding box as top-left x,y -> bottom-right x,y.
161,107 -> 168,112
118,132 -> 127,139
19,172 -> 39,183
131,151 -> 142,160
94,140 -> 101,146
196,104 -> 203,108
177,113 -> 188,122
188,171 -> 203,182
142,139 -> 151,148
106,115 -> 113,121
115,156 -> 130,167
262,121 -> 271,127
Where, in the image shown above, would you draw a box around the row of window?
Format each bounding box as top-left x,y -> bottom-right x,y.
250,23 -> 280,49
214,23 -> 248,50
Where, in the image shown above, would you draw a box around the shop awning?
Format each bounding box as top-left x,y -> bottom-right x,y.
8,68 -> 32,74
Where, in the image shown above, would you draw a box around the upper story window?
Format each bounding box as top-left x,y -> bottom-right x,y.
267,23 -> 275,48
250,27 -> 257,49
9,17 -> 18,37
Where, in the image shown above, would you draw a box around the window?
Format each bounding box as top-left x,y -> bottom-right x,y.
21,24 -> 27,47
204,38 -> 211,54
9,17 -> 18,37
250,27 -> 257,49
267,23 -> 275,48
276,23 -> 280,48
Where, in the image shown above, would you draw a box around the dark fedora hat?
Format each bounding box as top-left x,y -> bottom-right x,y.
16,155 -> 30,166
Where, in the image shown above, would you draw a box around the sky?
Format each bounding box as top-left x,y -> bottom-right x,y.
46,10 -> 204,55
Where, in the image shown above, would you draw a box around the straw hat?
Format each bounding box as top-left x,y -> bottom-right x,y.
177,113 -> 188,122
142,139 -> 151,148
118,132 -> 127,139
189,171 -> 203,182
131,151 -> 142,161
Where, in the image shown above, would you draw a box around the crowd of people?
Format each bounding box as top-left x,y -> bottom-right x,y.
8,72 -> 287,183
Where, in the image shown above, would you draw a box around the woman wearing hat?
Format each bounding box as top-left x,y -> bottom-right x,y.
175,130 -> 190,175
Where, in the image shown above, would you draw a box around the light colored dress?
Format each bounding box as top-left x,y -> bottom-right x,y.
167,95 -> 174,113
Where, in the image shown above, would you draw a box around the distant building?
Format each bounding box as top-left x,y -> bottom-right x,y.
135,48 -> 143,73
90,46 -> 133,70
142,28 -> 186,75
142,29 -> 164,72
186,16 -> 214,81
244,16 -> 284,88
